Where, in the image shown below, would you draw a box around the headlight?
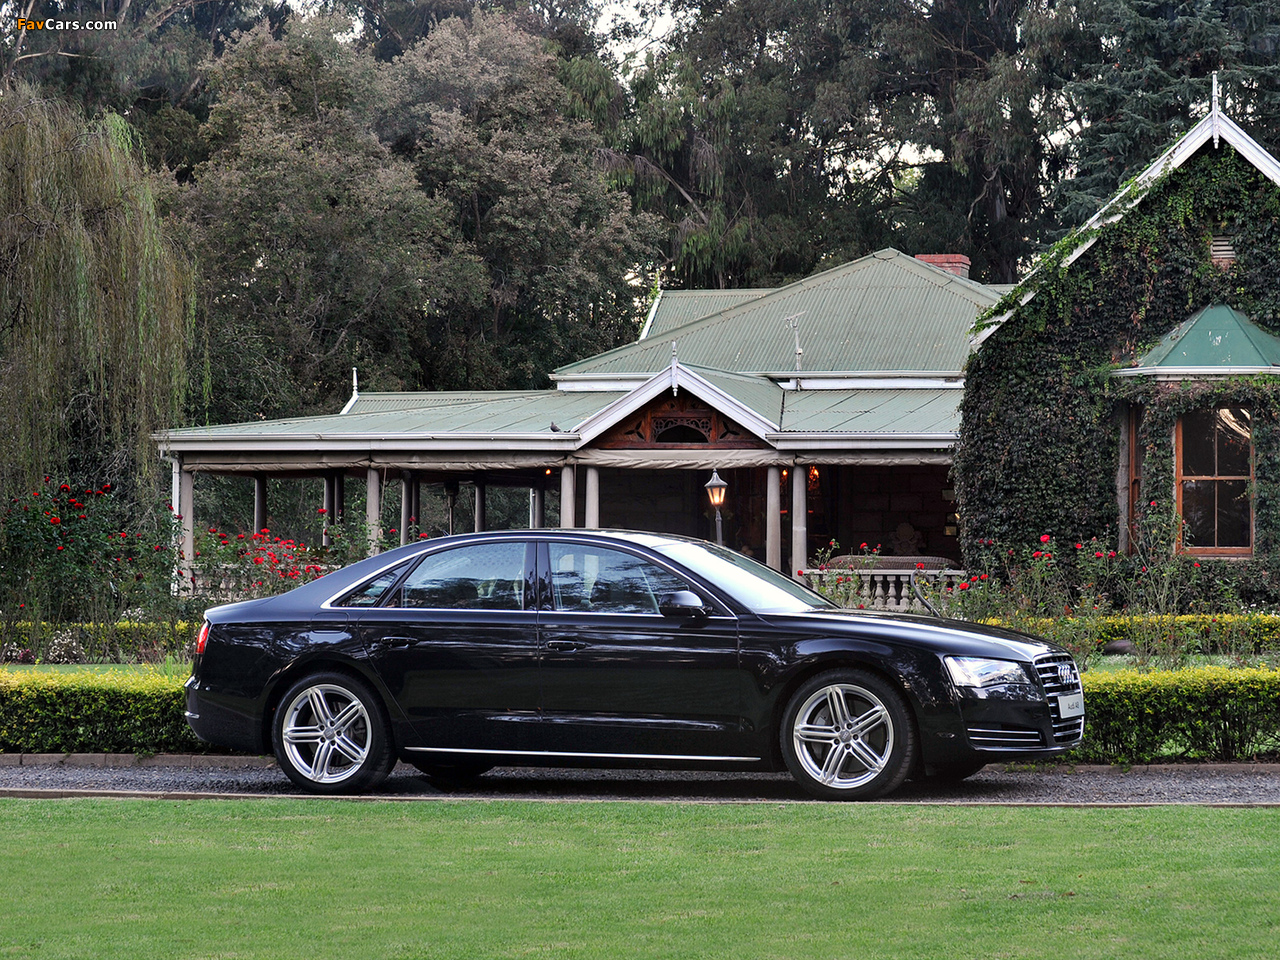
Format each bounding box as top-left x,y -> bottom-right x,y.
945,656 -> 1033,689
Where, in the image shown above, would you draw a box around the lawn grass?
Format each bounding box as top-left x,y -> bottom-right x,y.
0,799 -> 1276,959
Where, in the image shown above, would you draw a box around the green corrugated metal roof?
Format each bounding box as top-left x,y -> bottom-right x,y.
779,389 -> 961,435
681,366 -> 786,426
165,391 -> 625,439
555,249 -> 1000,379
1135,304 -> 1280,370
641,289 -> 773,340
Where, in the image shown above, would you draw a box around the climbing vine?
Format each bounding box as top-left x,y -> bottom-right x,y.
955,145 -> 1280,602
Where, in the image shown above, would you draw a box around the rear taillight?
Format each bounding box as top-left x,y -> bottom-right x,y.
196,621 -> 210,655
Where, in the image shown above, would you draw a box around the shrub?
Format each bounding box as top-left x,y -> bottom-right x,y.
0,621 -> 197,664
1076,667 -> 1280,763
0,668 -> 203,754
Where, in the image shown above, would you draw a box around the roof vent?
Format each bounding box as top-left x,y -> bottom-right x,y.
915,254 -> 971,279
1211,235 -> 1236,269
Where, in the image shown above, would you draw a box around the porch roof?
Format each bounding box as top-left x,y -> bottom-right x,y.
157,372 -> 961,468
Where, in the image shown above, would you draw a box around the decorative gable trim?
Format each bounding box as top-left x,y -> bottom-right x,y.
572,359 -> 779,447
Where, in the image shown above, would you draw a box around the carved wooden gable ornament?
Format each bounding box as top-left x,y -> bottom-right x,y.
595,391 -> 768,450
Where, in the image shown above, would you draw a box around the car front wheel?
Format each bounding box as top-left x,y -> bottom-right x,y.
273,672 -> 395,794
780,669 -> 915,800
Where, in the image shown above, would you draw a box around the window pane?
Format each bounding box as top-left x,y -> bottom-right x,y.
1181,480 -> 1216,548
1217,407 -> 1251,476
1217,479 -> 1251,547
548,544 -> 688,614
339,561 -> 412,607
400,542 -> 526,610
1181,409 -> 1216,476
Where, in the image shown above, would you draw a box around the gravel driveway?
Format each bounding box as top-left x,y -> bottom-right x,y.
2,754 -> 1279,804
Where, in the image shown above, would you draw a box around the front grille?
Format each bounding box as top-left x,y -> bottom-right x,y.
966,724 -> 1044,749
1035,652 -> 1085,744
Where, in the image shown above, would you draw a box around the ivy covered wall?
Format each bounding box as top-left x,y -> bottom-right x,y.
954,144 -> 1280,591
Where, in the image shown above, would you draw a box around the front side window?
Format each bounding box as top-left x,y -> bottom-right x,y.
1177,406 -> 1252,555
398,541 -> 528,610
547,544 -> 690,614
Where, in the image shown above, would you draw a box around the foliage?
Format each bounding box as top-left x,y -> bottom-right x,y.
0,667 -> 200,753
186,17 -> 487,423
0,477 -> 183,630
1054,0 -> 1280,230
0,84 -> 193,497
0,622 -> 196,665
1077,666 -> 1280,762
373,8 -> 661,389
955,146 -> 1280,592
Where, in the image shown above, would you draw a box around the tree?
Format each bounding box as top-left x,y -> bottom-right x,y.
0,84 -> 193,496
375,9 -> 660,388
186,17 -> 488,423
616,0 -> 1088,286
1053,0 -> 1280,228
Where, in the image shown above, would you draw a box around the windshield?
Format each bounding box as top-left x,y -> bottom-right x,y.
653,541 -> 836,614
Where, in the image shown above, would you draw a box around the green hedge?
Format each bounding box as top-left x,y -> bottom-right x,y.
1,666 -> 1277,763
0,669 -> 203,754
1026,614 -> 1280,655
1077,667 -> 1280,763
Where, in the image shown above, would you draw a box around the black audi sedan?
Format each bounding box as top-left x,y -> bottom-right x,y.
185,529 -> 1084,800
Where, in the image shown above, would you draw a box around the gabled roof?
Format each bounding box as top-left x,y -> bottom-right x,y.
554,249 -> 1001,381
639,289 -> 774,341
977,102 -> 1280,343
1114,304 -> 1280,378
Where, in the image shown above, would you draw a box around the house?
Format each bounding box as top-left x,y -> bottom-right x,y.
955,96 -> 1280,576
157,250 -> 1009,574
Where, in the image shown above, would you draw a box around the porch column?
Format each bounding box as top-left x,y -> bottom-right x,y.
584,467 -> 600,528
322,473 -> 335,546
253,473 -> 268,535
791,465 -> 807,578
530,487 -> 545,528
366,468 -> 382,554
399,471 -> 414,546
474,480 -> 487,532
335,472 -> 346,525
766,465 -> 782,571
172,457 -> 194,588
560,466 -> 576,528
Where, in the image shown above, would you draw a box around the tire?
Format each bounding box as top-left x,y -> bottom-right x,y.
272,672 -> 395,794
780,669 -> 916,801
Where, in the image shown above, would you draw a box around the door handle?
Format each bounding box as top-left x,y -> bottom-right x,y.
383,636 -> 418,647
545,639 -> 587,652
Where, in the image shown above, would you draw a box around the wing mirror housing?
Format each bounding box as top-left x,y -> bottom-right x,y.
659,590 -> 709,618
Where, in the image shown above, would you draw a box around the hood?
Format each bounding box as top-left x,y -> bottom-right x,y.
764,609 -> 1064,661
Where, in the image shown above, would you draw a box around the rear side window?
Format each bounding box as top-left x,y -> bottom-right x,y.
337,561 -> 413,607
399,541 -> 528,610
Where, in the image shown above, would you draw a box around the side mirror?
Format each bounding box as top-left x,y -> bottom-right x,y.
659,590 -> 708,618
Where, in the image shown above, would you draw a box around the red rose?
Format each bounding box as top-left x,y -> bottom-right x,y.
50,516 -> 60,524
1040,534 -> 1051,543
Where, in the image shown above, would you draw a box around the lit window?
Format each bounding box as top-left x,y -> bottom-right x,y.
1176,407 -> 1252,555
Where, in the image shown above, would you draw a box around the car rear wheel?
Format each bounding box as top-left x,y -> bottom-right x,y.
273,672 -> 395,794
780,669 -> 915,800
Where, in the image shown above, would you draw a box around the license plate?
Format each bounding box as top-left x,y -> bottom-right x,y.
1058,693 -> 1085,719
